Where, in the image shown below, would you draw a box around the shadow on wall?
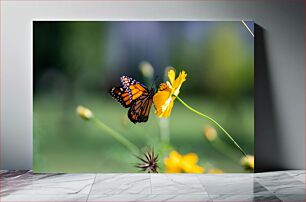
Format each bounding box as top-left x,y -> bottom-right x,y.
255,24 -> 285,172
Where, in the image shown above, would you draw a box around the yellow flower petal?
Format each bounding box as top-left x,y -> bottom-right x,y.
169,151 -> 182,162
164,151 -> 204,174
181,162 -> 204,173
208,168 -> 224,174
153,91 -> 170,107
164,151 -> 182,173
172,70 -> 187,90
182,153 -> 199,164
165,167 -> 182,173
160,97 -> 174,118
180,153 -> 204,173
168,69 -> 176,85
153,90 -> 171,117
180,162 -> 193,172
189,165 -> 205,173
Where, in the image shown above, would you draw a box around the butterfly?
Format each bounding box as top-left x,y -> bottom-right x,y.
109,76 -> 155,124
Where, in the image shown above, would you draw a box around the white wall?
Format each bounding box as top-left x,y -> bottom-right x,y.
1,1 -> 304,170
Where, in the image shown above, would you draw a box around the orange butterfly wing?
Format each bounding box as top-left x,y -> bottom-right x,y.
109,87 -> 132,108
128,90 -> 154,123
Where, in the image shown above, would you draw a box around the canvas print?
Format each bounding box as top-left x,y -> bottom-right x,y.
34,21 -> 254,173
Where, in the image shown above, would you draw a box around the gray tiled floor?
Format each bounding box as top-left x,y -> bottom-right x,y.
0,170 -> 305,201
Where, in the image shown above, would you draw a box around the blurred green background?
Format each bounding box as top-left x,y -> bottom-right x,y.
34,21 -> 254,173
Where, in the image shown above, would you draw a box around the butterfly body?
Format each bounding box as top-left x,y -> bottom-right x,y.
109,76 -> 155,124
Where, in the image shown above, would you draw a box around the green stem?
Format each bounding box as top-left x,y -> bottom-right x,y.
159,118 -> 170,144
92,118 -> 139,154
176,96 -> 247,157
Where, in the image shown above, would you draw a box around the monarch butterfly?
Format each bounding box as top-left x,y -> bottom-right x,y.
109,76 -> 155,124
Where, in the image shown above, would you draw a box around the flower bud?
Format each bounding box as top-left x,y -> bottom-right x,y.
139,61 -> 154,79
203,126 -> 217,141
76,105 -> 93,120
240,155 -> 254,171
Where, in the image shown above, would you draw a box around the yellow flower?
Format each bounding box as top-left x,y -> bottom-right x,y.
203,126 -> 217,141
164,151 -> 204,174
208,168 -> 224,174
76,105 -> 93,120
153,70 -> 187,118
240,155 -> 254,171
